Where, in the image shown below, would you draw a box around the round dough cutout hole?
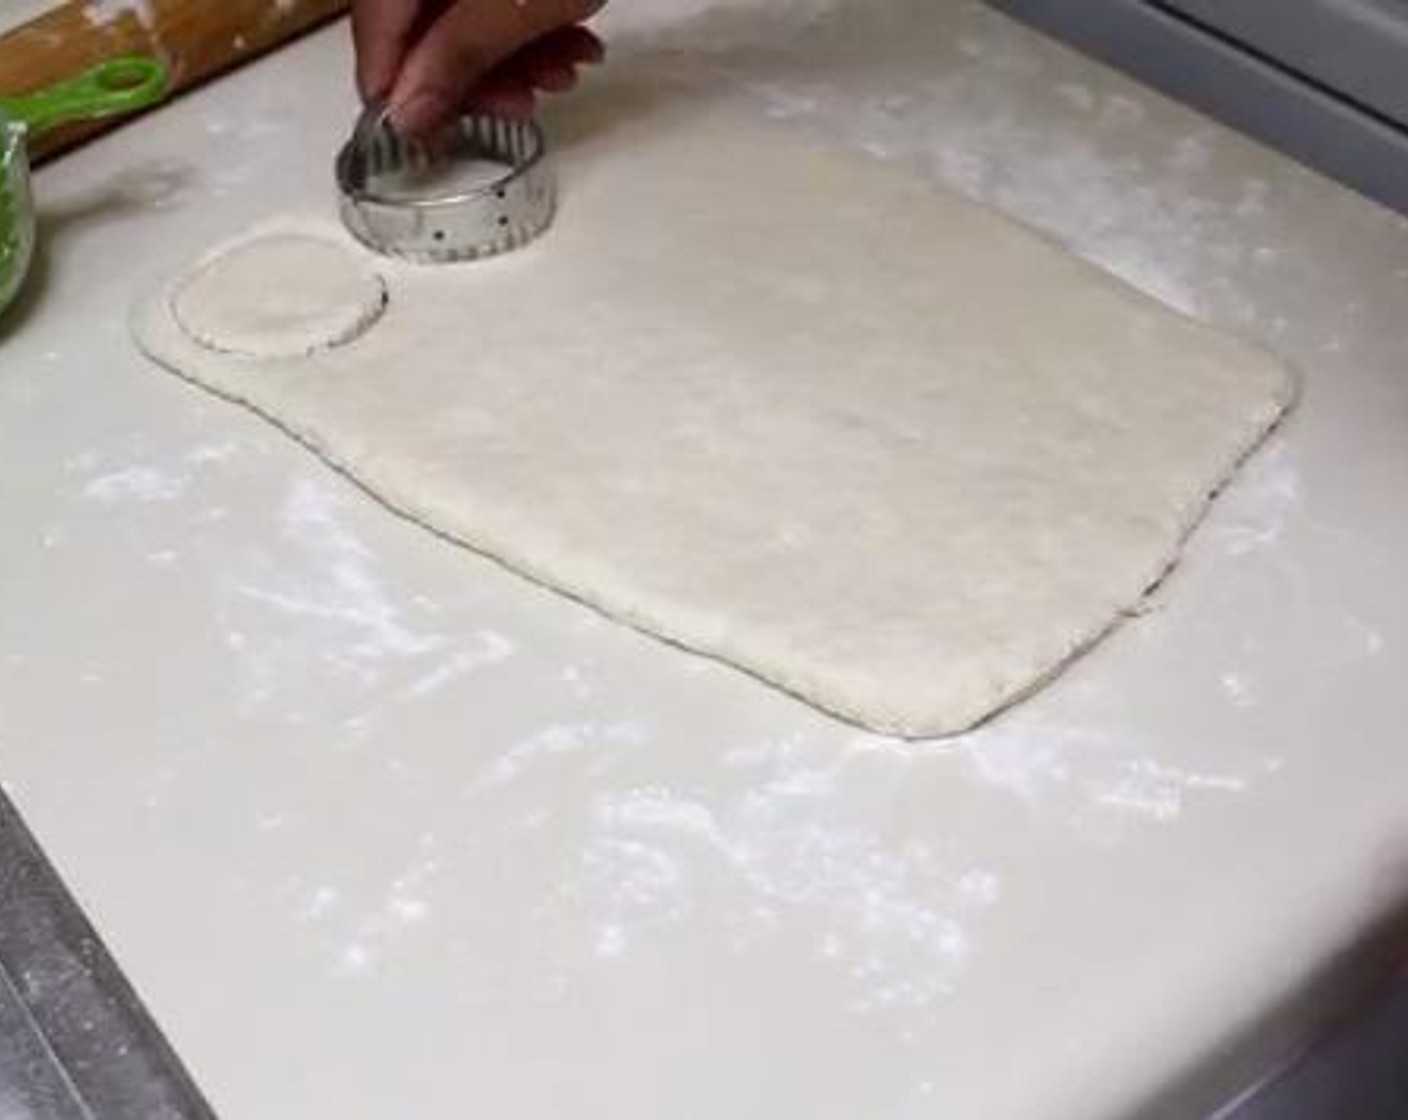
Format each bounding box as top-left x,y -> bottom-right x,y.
172,234 -> 388,359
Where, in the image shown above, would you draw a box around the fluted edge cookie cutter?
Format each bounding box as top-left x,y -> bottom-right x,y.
336,104 -> 557,264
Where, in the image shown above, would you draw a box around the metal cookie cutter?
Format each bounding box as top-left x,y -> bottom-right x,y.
336,104 -> 556,264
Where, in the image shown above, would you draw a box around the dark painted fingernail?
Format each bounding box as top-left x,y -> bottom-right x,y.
389,91 -> 451,135
471,91 -> 536,120
359,71 -> 391,104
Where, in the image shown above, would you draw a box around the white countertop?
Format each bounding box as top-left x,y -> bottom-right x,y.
3,3 -> 1408,1118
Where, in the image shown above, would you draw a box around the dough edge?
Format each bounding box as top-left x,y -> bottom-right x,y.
131,217 -> 1298,738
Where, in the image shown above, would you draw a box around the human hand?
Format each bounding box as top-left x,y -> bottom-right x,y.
352,0 -> 608,135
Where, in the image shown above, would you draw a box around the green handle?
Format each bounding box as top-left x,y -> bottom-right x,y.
1,56 -> 169,140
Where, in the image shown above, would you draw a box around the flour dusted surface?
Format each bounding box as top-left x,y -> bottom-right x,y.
131,90 -> 1294,737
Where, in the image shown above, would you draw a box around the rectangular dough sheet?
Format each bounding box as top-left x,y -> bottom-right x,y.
132,88 -> 1295,738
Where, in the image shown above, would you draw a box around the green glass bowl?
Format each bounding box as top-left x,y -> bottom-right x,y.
0,124 -> 36,317
0,57 -> 168,321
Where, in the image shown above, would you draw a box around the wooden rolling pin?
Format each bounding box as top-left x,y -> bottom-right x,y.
0,0 -> 350,163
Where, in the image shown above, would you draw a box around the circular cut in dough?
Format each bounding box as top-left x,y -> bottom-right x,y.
172,234 -> 387,359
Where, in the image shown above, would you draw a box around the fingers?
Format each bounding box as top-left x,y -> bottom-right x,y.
352,0 -> 440,102
388,0 -> 607,134
464,80 -> 538,120
465,27 -> 605,118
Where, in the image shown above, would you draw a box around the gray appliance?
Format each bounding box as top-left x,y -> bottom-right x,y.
992,0 -> 1408,215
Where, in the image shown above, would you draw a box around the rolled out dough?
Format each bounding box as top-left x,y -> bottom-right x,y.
131,90 -> 1295,738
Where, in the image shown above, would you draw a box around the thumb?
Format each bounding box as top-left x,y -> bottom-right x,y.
351,0 -> 426,103
389,0 -> 606,134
